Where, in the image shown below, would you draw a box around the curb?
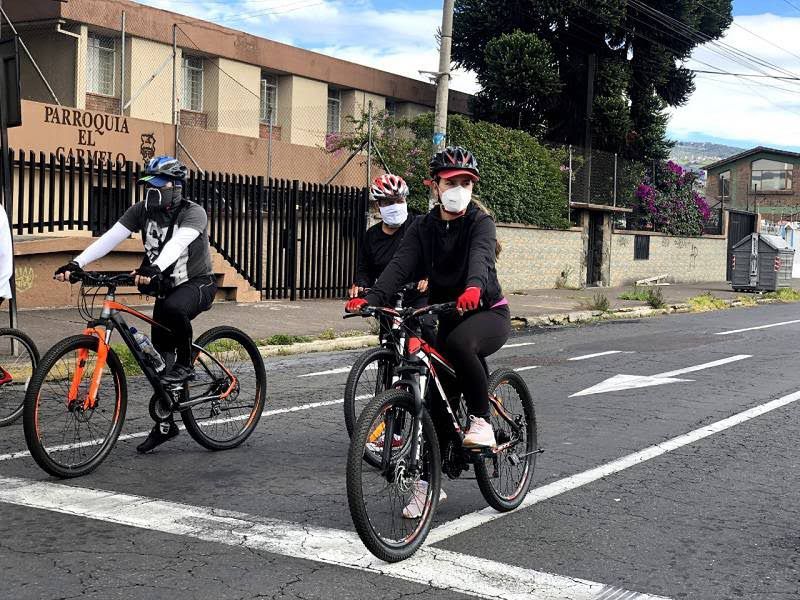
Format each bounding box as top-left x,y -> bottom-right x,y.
258,334 -> 378,357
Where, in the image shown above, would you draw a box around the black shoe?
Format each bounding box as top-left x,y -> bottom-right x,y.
160,363 -> 196,385
136,421 -> 179,453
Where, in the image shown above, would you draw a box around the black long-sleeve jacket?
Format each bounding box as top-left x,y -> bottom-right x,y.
354,214 -> 418,288
365,204 -> 503,308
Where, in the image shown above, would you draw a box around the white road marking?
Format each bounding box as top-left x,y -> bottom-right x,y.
570,355 -> 751,397
502,342 -> 535,349
515,366 -> 539,372
716,319 -> 800,336
0,396 -> 366,463
569,351 -> 632,361
299,363 -> 378,378
0,477 -> 668,600
427,389 -> 800,544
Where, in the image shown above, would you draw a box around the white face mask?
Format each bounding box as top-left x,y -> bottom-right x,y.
440,186 -> 472,214
379,202 -> 408,227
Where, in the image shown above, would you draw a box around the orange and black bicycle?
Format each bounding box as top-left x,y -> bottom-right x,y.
22,271 -> 266,478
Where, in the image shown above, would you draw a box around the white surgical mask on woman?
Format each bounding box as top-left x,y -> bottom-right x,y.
440,186 -> 472,213
379,202 -> 408,227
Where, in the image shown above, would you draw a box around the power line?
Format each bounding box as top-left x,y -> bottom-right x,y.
780,0 -> 800,15
691,69 -> 800,80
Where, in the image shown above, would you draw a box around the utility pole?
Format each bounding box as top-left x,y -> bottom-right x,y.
584,53 -> 596,204
432,0 -> 454,152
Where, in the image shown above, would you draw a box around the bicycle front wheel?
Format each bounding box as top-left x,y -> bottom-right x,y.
343,346 -> 396,438
474,368 -> 538,512
0,328 -> 39,427
347,389 -> 441,562
23,335 -> 127,478
181,326 -> 267,451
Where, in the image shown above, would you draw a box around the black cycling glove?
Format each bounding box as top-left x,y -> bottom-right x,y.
54,261 -> 82,281
135,264 -> 164,297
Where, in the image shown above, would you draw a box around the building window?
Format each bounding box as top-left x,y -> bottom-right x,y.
751,159 -> 793,192
260,74 -> 278,125
386,99 -> 397,119
87,34 -> 115,96
182,56 -> 204,112
719,170 -> 731,202
327,88 -> 341,134
634,234 -> 650,260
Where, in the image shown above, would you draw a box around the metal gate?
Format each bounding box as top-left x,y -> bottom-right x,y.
586,212 -> 604,286
726,210 -> 757,281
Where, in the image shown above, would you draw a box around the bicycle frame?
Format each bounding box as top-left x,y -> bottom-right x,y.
69,283 -> 236,414
373,304 -> 523,477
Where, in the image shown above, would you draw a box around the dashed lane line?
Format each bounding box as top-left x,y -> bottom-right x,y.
716,319 -> 800,336
0,476 -> 669,600
569,351 -> 633,361
426,389 -> 800,544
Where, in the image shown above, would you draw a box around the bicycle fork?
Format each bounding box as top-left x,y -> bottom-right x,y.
67,327 -> 110,411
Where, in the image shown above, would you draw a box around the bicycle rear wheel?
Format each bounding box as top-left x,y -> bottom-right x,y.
0,328 -> 39,427
474,368 -> 538,512
347,389 -> 441,562
181,326 -> 266,451
23,335 -> 127,478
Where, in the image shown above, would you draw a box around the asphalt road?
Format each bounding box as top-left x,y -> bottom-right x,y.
1,303 -> 800,599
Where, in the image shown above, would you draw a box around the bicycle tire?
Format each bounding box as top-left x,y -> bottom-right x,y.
0,328 -> 40,427
474,368 -> 538,512
347,389 -> 441,562
23,335 -> 127,478
343,346 -> 396,438
181,326 -> 266,451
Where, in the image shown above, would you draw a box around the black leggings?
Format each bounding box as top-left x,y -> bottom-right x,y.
436,306 -> 511,418
152,276 -> 217,367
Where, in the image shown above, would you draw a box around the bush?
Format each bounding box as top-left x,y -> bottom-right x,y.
411,114 -> 569,227
619,286 -> 665,308
581,292 -> 610,312
633,161 -> 711,236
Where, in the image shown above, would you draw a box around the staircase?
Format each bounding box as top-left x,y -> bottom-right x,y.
209,248 -> 262,302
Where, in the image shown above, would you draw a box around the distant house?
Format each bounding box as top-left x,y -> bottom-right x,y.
705,147 -> 800,221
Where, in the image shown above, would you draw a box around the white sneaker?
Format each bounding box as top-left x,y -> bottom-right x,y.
402,480 -> 447,519
462,415 -> 496,448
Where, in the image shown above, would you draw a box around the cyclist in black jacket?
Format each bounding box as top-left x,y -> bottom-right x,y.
350,174 -> 433,342
346,147 -> 511,451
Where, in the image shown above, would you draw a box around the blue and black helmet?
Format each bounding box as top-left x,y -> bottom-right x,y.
138,156 -> 187,188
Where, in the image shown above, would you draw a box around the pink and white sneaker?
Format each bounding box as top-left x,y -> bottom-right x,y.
402,480 -> 447,519
462,415 -> 496,448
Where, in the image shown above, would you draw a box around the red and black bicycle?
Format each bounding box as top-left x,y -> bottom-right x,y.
345,302 -> 540,562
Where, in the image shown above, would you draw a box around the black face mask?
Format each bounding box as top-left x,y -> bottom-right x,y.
144,186 -> 182,212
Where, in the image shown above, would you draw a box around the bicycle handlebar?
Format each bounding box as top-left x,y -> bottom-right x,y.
343,301 -> 457,321
69,271 -> 137,287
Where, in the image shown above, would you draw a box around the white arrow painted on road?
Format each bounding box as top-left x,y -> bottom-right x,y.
570,354 -> 752,397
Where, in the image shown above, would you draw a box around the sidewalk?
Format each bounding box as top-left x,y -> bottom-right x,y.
7,282 -> 796,353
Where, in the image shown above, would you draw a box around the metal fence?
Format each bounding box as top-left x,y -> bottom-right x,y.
6,147 -> 368,300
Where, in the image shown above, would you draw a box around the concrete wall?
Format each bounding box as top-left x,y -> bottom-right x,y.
277,76 -> 328,146
206,58 -> 261,137
341,90 -> 385,133
17,28 -> 79,107
610,231 -> 727,286
395,102 -> 430,120
496,225 -> 584,291
126,36 -> 178,123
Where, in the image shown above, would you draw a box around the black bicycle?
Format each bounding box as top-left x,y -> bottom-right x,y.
345,302 -> 540,562
23,272 -> 267,478
342,282 -> 419,448
0,323 -> 39,427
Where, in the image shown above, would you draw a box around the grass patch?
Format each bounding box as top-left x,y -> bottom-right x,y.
618,287 -> 665,309
762,288 -> 800,302
318,327 -> 337,341
735,295 -> 757,307
261,333 -> 313,346
688,292 -> 729,312
555,266 -> 582,290
110,343 -> 142,376
580,292 -> 610,312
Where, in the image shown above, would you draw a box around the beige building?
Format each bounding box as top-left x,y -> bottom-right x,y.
7,0 -> 471,181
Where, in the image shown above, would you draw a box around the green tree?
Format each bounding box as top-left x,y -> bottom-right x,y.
452,0 -> 733,161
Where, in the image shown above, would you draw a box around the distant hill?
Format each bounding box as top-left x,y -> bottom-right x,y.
670,141 -> 745,171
